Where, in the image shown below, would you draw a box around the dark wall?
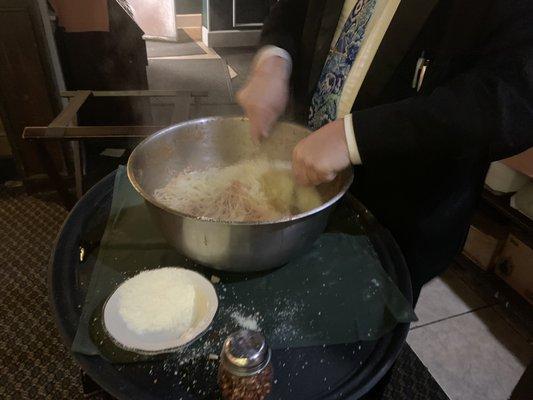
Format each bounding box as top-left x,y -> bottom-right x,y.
176,0 -> 202,14
209,0 -> 232,31
234,0 -> 268,25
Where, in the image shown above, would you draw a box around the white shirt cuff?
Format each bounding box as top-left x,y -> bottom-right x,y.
253,45 -> 292,76
344,114 -> 362,165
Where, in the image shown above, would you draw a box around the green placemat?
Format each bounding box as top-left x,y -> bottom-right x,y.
73,167 -> 416,363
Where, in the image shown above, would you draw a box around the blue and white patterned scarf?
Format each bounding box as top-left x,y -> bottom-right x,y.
308,0 -> 377,130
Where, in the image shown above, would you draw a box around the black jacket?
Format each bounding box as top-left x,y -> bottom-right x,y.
261,0 -> 533,293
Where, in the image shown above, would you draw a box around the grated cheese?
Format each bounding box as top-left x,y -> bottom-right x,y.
118,268 -> 196,335
230,311 -> 260,331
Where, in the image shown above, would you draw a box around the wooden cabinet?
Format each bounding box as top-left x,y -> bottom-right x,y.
0,118 -> 11,158
463,225 -> 503,271
495,235 -> 533,306
0,0 -> 64,187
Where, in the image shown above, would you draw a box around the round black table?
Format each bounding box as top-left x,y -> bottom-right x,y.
49,170 -> 413,399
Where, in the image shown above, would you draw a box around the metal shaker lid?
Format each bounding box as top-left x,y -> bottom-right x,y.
221,330 -> 271,376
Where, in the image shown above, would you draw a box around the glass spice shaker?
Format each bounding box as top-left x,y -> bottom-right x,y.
218,330 -> 273,400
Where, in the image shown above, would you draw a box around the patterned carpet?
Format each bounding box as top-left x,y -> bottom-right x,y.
0,186 -> 448,400
382,346 -> 449,400
0,188 -> 83,399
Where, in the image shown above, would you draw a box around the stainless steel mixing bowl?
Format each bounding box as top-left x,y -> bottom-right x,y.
127,116 -> 353,272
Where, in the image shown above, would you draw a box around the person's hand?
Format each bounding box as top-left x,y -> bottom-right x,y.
292,119 -> 351,186
236,56 -> 290,142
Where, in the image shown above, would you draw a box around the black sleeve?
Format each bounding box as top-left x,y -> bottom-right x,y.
260,0 -> 311,62
353,4 -> 533,165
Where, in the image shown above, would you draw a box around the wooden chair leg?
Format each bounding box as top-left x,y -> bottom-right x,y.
35,142 -> 75,209
71,141 -> 83,199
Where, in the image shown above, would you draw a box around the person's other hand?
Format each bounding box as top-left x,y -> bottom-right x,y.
292,119 -> 351,186
236,56 -> 290,142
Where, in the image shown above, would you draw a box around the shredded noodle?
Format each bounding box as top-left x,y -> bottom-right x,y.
153,158 -> 323,222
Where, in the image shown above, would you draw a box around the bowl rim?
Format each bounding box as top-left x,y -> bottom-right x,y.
127,116 -> 354,226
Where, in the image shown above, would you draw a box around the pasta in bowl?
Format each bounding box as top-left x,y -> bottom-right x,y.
127,116 -> 353,271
